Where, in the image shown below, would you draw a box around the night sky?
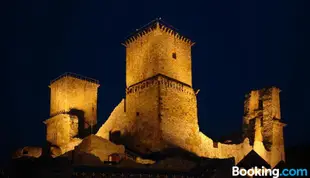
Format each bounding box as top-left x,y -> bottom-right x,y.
3,0 -> 310,163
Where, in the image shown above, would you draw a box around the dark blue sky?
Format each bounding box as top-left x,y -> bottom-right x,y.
3,0 -> 310,163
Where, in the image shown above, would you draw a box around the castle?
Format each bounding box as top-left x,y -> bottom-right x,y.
14,19 -> 286,169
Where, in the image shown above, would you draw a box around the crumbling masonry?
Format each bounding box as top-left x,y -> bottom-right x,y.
40,20 -> 286,167
44,73 -> 100,156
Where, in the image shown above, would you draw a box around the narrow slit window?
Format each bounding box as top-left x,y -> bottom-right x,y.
213,142 -> 218,148
259,100 -> 263,109
172,52 -> 177,59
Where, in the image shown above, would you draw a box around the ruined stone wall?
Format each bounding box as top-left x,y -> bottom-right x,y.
45,114 -> 78,146
49,76 -> 99,129
271,88 -> 281,120
195,87 -> 285,166
46,114 -> 79,146
243,90 -> 260,123
95,85 -> 284,167
270,120 -> 285,167
242,87 -> 285,167
261,88 -> 274,149
45,114 -> 81,157
126,23 -> 192,87
197,132 -> 253,164
243,88 -> 282,147
259,87 -> 281,151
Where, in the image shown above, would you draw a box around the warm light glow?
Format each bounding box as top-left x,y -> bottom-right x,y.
21,21 -> 285,170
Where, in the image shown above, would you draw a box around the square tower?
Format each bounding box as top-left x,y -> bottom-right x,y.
49,72 -> 100,133
120,20 -> 200,154
123,19 -> 195,87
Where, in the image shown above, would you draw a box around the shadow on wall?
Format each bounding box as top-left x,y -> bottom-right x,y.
68,109 -> 98,139
109,130 -> 122,145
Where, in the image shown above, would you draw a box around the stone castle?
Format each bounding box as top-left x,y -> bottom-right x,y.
14,19 -> 286,168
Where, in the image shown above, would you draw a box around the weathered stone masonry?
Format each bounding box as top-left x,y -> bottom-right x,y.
125,22 -> 193,87
49,73 -> 99,130
43,73 -> 100,156
33,20 -> 286,168
97,21 -> 286,168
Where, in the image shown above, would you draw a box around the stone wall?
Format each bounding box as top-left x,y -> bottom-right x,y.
243,87 -> 282,145
125,22 -> 193,87
270,120 -> 286,167
242,87 -> 285,167
125,77 -> 166,153
96,99 -> 127,140
49,76 -> 99,129
44,114 -> 78,147
96,74 -> 254,165
191,132 -> 252,164
95,86 -> 284,167
97,75 -> 198,154
158,75 -> 200,153
96,21 -> 285,168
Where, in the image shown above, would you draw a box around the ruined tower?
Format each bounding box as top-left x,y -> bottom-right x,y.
120,19 -> 200,154
45,72 -> 100,148
243,87 -> 286,167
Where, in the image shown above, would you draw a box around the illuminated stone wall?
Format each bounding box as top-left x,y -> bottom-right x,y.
49,75 -> 99,129
243,87 -> 285,167
270,120 -> 285,167
158,75 -> 200,153
193,132 -> 253,164
125,22 -> 193,87
243,87 -> 282,145
96,22 -> 285,168
96,99 -> 128,140
96,74 -> 253,164
44,114 -> 78,146
124,77 -> 167,153
97,75 -> 198,154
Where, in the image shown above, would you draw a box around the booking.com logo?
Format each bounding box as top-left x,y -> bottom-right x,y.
232,166 -> 308,177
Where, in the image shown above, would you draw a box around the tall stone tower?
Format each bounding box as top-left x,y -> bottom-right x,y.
45,72 -> 100,147
121,19 -> 200,154
243,87 -> 286,167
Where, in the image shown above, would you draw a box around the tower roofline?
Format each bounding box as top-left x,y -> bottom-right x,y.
49,72 -> 100,86
122,18 -> 195,47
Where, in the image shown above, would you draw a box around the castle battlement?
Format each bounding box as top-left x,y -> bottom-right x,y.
123,19 -> 194,47
12,20 -> 286,170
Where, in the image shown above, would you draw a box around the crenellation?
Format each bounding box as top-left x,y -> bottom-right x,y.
125,21 -> 193,49
21,20 -> 286,170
